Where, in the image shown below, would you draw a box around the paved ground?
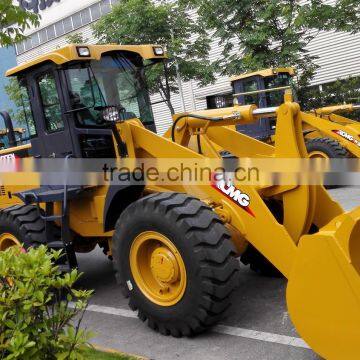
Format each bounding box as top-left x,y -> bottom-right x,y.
76,187 -> 360,360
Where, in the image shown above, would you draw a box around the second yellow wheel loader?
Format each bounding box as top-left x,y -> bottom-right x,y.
0,44 -> 360,359
230,67 -> 360,158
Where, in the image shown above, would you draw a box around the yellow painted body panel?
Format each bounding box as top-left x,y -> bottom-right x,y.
230,67 -> 295,82
6,44 -> 167,77
287,207 -> 360,359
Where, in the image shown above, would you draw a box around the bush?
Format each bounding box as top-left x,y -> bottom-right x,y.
0,246 -> 93,359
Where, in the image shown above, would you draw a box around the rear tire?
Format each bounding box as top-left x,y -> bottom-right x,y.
0,205 -> 47,250
112,192 -> 240,337
306,137 -> 350,188
306,137 -> 350,158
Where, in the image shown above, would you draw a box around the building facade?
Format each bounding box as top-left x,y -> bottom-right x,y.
12,0 -> 360,134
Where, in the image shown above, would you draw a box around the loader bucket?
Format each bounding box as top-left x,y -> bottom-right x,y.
287,207 -> 360,360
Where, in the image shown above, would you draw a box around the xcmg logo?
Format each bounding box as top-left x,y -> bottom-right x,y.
211,175 -> 255,217
333,129 -> 360,147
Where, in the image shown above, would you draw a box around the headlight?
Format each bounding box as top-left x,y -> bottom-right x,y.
153,46 -> 164,56
77,46 -> 91,57
102,106 -> 120,122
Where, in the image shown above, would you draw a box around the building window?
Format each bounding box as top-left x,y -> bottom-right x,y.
90,3 -> 101,20
15,0 -> 121,55
16,42 -> 25,55
55,21 -> 65,37
80,8 -> 91,25
39,29 -> 47,43
46,25 -> 56,41
72,13 -> 82,29
100,0 -> 111,15
206,94 -> 233,109
24,38 -> 32,51
63,17 -> 73,33
31,33 -> 39,47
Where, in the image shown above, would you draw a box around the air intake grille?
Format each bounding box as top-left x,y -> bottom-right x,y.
0,186 -> 6,197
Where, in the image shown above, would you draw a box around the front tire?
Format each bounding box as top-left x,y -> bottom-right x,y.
0,205 -> 46,251
112,192 -> 240,337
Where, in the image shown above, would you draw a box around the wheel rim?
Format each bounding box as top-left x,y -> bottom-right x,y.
308,150 -> 329,159
0,233 -> 22,251
130,231 -> 187,306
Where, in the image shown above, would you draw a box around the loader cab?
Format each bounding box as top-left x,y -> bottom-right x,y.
6,44 -> 166,159
231,68 -> 295,141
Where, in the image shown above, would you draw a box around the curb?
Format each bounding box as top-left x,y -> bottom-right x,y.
91,343 -> 149,360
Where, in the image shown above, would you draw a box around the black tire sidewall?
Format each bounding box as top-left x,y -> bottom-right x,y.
306,138 -> 347,158
0,212 -> 33,249
117,209 -> 204,323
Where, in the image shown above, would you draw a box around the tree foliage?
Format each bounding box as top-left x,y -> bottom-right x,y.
186,0 -> 360,87
0,0 -> 39,47
4,78 -> 26,126
65,33 -> 89,45
298,76 -> 360,119
92,0 -> 214,114
0,246 -> 93,359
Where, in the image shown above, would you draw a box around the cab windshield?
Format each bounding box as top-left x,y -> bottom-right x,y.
65,52 -> 154,128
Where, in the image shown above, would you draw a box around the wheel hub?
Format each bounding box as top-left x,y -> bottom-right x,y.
150,247 -> 179,284
130,231 -> 187,306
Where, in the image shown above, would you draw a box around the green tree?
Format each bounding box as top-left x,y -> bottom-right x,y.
187,0 -> 360,87
0,0 -> 39,46
65,33 -> 89,44
4,78 -> 26,125
298,76 -> 360,119
92,0 -> 214,114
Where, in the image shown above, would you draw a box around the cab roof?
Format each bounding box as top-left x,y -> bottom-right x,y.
6,44 -> 167,77
230,67 -> 295,82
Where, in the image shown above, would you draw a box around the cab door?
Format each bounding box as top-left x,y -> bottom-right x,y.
29,65 -> 75,158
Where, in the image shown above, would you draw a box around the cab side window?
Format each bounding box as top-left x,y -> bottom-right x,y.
0,114 -> 7,149
37,72 -> 64,132
19,79 -> 37,138
243,79 -> 260,106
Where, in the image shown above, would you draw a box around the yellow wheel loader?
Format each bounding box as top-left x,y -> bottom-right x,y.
230,67 -> 360,158
0,45 -> 360,359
